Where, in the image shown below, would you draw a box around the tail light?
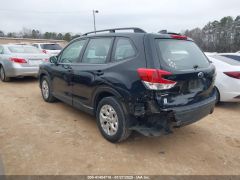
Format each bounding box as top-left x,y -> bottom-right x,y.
10,57 -> 27,64
42,49 -> 47,54
224,72 -> 240,79
137,68 -> 177,90
171,34 -> 188,40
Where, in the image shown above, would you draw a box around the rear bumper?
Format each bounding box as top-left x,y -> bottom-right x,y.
169,95 -> 216,127
219,91 -> 240,102
6,67 -> 39,77
130,95 -> 216,136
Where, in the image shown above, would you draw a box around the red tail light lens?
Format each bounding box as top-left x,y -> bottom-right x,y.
10,57 -> 27,64
137,68 -> 177,90
224,72 -> 240,79
42,50 -> 47,54
170,34 -> 188,40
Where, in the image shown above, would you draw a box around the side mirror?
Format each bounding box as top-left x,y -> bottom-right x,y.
49,56 -> 58,64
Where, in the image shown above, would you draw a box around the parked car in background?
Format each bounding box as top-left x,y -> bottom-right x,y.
32,43 -> 62,56
218,53 -> 240,62
39,28 -> 216,143
0,44 -> 49,82
206,53 -> 240,102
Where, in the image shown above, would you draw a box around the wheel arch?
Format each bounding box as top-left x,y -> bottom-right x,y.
0,62 -> 6,69
39,70 -> 50,87
92,86 -> 124,113
215,86 -> 221,103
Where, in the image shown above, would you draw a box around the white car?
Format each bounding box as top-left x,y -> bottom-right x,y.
32,43 -> 62,56
206,53 -> 240,102
218,53 -> 240,62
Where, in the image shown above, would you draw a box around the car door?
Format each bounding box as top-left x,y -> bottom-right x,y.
72,37 -> 114,112
51,39 -> 87,105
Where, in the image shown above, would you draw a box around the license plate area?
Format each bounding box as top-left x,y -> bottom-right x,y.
188,79 -> 203,91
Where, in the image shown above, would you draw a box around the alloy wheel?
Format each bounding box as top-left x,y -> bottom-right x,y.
99,104 -> 119,136
42,80 -> 49,99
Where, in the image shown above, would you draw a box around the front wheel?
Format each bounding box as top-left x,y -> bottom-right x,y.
96,97 -> 131,143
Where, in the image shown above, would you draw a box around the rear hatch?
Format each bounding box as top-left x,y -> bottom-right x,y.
150,37 -> 215,108
41,44 -> 62,56
7,45 -> 49,67
12,53 -> 49,67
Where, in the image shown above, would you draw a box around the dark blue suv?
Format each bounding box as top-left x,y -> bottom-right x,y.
39,28 -> 216,143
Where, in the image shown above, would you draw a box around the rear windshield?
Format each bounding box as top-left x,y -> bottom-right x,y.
221,55 -> 240,62
8,46 -> 41,54
156,39 -> 210,71
41,44 -> 62,50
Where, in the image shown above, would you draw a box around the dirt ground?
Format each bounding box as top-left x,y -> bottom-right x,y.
0,77 -> 240,175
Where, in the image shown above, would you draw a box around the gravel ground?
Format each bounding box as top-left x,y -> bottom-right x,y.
0,77 -> 240,175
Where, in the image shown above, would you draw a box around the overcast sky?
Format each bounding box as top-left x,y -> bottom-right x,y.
0,0 -> 239,34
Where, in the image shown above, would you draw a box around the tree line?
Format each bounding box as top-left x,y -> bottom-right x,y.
0,28 -> 79,42
184,15 -> 240,52
1,15 -> 239,52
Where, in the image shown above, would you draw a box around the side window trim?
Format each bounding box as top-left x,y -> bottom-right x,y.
111,37 -> 138,63
80,37 -> 115,64
58,38 -> 88,64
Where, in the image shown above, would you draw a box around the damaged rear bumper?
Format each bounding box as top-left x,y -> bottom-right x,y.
130,95 -> 216,136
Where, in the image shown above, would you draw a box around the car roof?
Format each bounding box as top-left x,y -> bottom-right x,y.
218,53 -> 240,56
76,27 -> 192,40
75,32 -> 193,42
32,43 -> 59,45
2,44 -> 35,47
208,54 -> 240,67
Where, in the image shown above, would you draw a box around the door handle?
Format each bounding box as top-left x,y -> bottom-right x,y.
95,70 -> 104,76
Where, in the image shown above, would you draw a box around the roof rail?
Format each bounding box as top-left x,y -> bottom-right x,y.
82,27 -> 146,36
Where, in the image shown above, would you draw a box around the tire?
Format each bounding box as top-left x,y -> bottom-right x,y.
96,96 -> 132,143
40,76 -> 56,103
215,88 -> 220,104
0,66 -> 10,82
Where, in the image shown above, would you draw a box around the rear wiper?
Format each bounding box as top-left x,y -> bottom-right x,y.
193,65 -> 199,70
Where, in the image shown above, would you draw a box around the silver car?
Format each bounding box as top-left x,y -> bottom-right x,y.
0,44 -> 49,82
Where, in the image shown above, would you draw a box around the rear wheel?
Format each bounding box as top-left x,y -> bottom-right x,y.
40,76 -> 56,102
0,66 -> 10,82
96,97 -> 131,143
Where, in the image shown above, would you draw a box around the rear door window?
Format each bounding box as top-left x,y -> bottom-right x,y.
156,39 -> 210,71
82,38 -> 113,64
113,38 -> 136,61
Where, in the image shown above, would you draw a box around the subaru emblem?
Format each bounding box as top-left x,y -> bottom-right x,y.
198,72 -> 204,78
